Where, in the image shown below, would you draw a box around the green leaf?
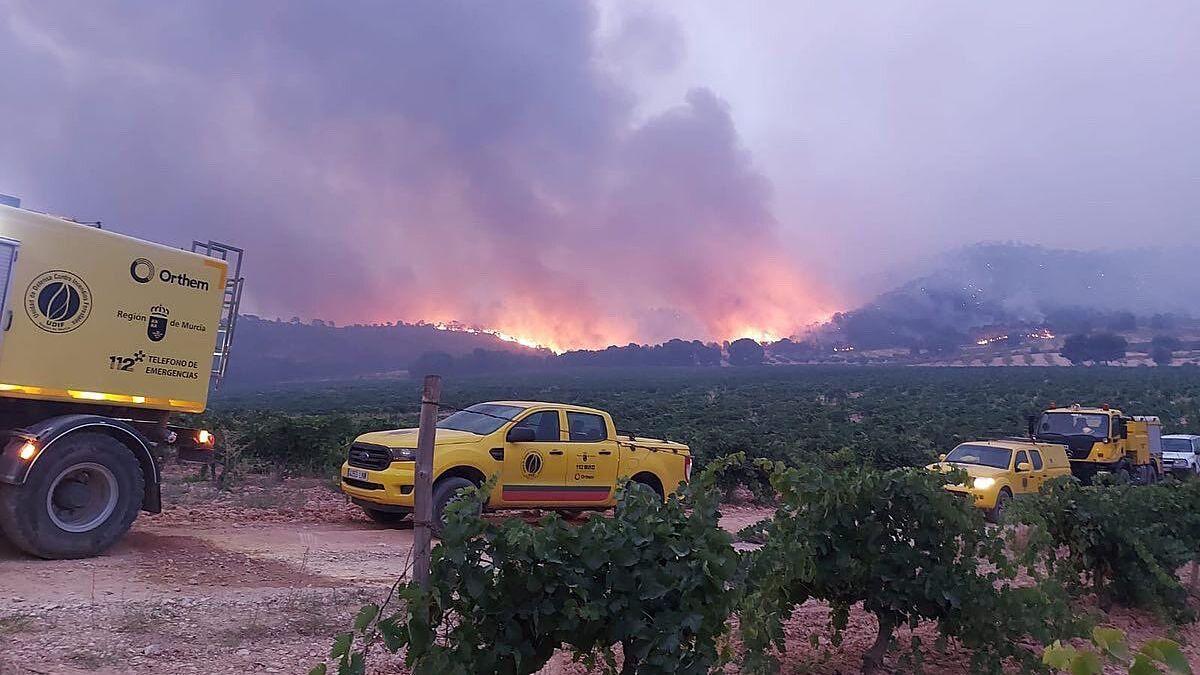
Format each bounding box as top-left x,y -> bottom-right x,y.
1130,654 -> 1161,675
337,652 -> 366,675
353,604 -> 379,633
330,632 -> 352,659
1092,626 -> 1129,661
1141,639 -> 1192,675
1043,640 -> 1077,670
307,664 -> 327,675
1069,650 -> 1103,675
377,617 -> 409,652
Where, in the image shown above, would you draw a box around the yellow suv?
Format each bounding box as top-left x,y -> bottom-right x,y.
930,440 -> 1071,522
340,401 -> 691,533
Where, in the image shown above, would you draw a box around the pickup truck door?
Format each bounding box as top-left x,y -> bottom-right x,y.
562,411 -> 620,505
1013,449 -> 1034,493
1027,449 -> 1045,493
500,409 -> 571,505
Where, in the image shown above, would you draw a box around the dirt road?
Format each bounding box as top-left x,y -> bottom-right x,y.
1,476 -> 1196,674
0,478 -> 402,675
0,475 -> 770,675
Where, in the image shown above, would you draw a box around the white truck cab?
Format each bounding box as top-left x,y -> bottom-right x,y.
1162,434 -> 1200,477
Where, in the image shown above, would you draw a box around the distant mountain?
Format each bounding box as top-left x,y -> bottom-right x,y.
821,243 -> 1199,351
900,243 -> 1199,318
222,243 -> 1200,385
222,316 -> 549,387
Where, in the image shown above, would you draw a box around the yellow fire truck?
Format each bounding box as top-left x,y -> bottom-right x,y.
0,196 -> 243,558
1030,404 -> 1164,484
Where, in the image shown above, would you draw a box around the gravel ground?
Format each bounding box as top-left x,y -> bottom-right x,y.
0,473 -> 1196,674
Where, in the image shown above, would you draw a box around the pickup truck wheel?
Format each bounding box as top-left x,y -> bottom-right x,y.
986,489 -> 1012,525
431,477 -> 480,538
0,433 -> 144,560
616,480 -> 663,518
361,506 -> 410,527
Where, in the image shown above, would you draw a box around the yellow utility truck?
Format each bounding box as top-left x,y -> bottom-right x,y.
1030,404 -> 1164,484
930,440 -> 1072,522
0,197 -> 243,558
340,401 -> 692,533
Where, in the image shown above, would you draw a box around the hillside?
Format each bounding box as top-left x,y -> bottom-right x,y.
222,244 -> 1200,384
821,243 -> 1200,352
223,317 -> 550,387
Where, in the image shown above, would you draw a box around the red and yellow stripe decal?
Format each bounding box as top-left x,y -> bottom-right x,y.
502,484 -> 611,502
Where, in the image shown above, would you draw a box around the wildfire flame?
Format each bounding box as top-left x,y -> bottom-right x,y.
731,327 -> 782,343
975,329 -> 1055,346
432,322 -> 566,354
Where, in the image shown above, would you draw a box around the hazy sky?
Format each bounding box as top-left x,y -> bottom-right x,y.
2,1 -> 1196,349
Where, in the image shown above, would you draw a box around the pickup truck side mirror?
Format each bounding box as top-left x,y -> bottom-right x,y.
506,426 -> 536,443
938,453 -> 947,462
1016,462 -> 1032,472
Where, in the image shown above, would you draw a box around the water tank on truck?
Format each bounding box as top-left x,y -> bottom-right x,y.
0,198 -> 244,558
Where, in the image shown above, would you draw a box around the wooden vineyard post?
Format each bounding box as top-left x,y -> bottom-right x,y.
412,374 -> 441,590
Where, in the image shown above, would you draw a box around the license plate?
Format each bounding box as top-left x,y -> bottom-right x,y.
346,468 -> 369,481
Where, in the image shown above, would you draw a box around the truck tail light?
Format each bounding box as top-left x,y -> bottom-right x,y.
18,441 -> 37,461
197,430 -> 214,445
684,455 -> 693,482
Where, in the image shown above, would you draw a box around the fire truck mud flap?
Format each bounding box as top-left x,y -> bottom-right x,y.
0,414 -> 161,514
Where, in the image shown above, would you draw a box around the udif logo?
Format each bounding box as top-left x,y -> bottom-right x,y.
130,258 -> 209,291
25,270 -> 92,333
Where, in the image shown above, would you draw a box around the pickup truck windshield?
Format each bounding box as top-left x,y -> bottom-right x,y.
945,444 -> 1012,469
1163,438 -> 1194,453
1038,412 -> 1109,439
438,403 -> 525,435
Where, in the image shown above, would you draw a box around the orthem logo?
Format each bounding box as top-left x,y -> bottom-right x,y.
522,451 -> 543,478
25,270 -> 92,333
129,257 -> 210,292
147,304 -> 170,342
130,258 -> 155,283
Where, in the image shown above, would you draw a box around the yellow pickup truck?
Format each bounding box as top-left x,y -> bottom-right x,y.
929,439 -> 1071,523
340,401 -> 692,532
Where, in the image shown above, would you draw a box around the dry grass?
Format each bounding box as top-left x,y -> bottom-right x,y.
66,647 -> 118,670
113,603 -> 170,634
0,613 -> 33,637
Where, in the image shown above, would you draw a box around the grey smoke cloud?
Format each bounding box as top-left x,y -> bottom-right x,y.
2,1 -> 1196,350
0,0 -> 825,348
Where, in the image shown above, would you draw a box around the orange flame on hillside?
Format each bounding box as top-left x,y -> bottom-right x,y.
407,259 -> 836,353
431,322 -> 566,354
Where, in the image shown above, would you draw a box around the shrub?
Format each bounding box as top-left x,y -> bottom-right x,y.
204,411 -> 395,478
739,461 -> 1077,674
1015,478 -> 1200,623
1061,333 -> 1128,365
317,461 -> 740,675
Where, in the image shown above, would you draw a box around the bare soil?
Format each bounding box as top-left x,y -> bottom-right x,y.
0,474 -> 1196,674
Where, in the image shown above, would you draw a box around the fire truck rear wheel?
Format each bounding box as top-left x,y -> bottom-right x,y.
0,433 -> 144,560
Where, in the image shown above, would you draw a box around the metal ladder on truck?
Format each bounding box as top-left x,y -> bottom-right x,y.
191,240 -> 245,390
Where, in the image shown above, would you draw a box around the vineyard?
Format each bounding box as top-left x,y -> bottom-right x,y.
313,460 -> 1200,675
202,366 -> 1200,673
209,366 -> 1200,478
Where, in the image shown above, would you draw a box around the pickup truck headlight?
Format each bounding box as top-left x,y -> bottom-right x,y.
972,477 -> 996,490
390,448 -> 417,461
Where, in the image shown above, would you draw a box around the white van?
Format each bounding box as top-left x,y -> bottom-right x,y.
1162,434 -> 1200,476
